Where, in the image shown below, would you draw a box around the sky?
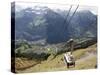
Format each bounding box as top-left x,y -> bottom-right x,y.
15,2 -> 98,15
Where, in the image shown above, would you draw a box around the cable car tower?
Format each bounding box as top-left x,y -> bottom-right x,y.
62,4 -> 79,54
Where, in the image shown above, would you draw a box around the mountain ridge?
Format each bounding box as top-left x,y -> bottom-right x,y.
12,6 -> 97,43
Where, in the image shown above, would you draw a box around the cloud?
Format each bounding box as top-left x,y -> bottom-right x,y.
15,2 -> 98,15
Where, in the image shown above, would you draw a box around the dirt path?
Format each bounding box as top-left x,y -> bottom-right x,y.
76,51 -> 96,63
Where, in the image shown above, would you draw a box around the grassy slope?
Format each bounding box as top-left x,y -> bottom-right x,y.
16,44 -> 97,73
15,58 -> 41,71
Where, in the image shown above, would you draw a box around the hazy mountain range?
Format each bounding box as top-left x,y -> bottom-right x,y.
11,6 -> 97,44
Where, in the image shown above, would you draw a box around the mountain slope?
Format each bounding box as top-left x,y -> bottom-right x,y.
12,6 -> 97,43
